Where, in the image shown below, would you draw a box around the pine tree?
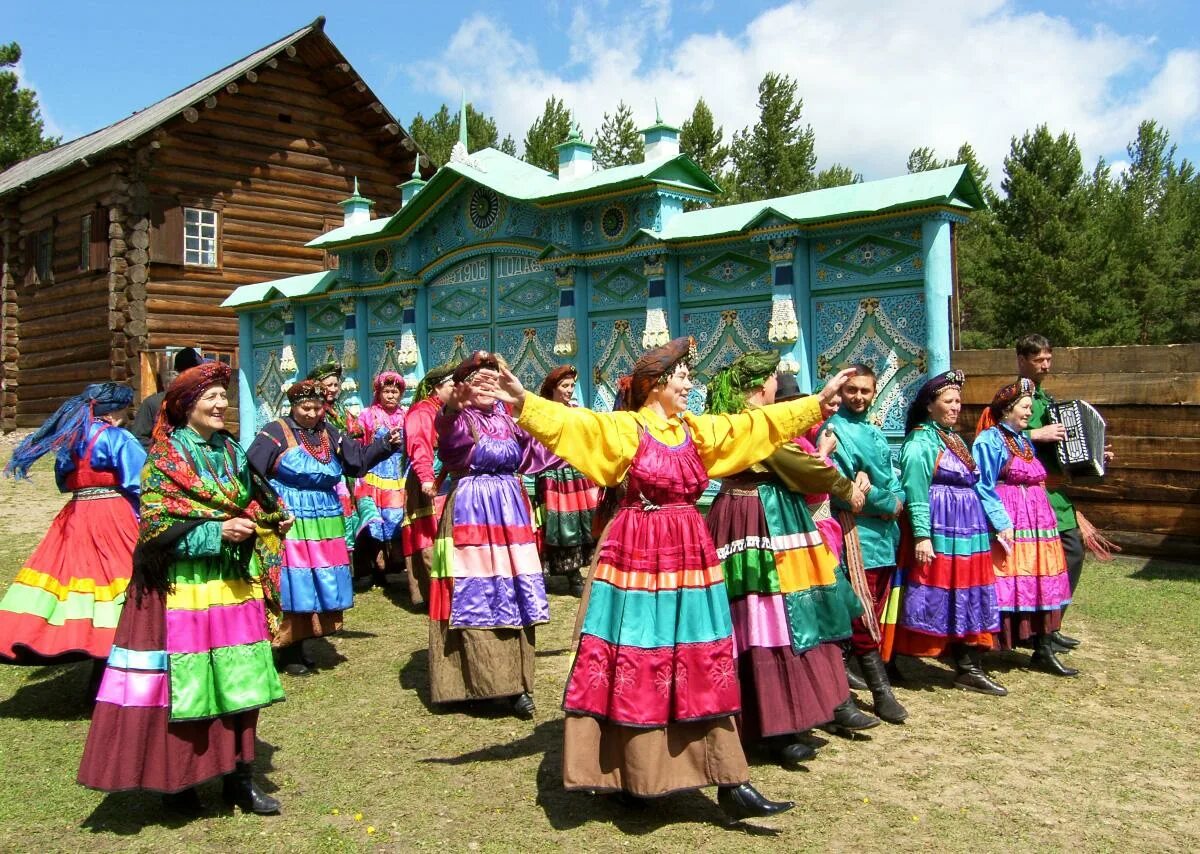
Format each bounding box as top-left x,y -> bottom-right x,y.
522,96 -> 574,172
816,164 -> 861,189
407,102 -> 500,168
0,42 -> 60,171
499,134 -> 518,157
593,101 -> 644,169
988,125 -> 1099,346
726,73 -> 817,204
680,98 -> 728,178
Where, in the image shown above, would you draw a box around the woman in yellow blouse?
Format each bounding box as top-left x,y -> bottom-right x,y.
488,336 -> 854,823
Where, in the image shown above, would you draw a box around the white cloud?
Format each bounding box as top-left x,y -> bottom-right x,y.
408,0 -> 1200,185
12,60 -> 66,141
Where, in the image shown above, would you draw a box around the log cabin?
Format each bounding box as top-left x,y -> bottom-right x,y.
0,16 -> 432,429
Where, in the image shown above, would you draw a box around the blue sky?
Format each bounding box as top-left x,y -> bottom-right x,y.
7,0 -> 1199,186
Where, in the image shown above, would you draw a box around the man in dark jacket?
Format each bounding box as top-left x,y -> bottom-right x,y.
131,347 -> 203,448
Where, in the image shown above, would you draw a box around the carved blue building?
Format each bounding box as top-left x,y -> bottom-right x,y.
223,112 -> 984,444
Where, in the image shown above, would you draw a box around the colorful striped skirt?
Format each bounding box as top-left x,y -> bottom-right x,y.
78,551 -> 284,793
894,477 -> 1000,657
536,465 -> 599,576
992,478 -> 1071,647
427,471 -> 547,704
354,450 -> 408,544
708,481 -> 855,737
0,489 -> 135,663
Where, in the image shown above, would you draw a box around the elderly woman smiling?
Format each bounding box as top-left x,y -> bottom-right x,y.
78,361 -> 292,815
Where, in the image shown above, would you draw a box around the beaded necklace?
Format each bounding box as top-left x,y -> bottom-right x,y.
1001,425 -> 1034,462
186,431 -> 244,502
297,425 -> 332,462
934,423 -> 977,471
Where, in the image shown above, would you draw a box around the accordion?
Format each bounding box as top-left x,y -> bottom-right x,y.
1048,399 -> 1107,478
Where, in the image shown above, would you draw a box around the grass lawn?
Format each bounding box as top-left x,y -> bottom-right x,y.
0,458 -> 1197,853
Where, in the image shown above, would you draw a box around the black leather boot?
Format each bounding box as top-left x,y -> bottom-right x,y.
567,570 -> 585,597
512,692 -> 536,719
844,648 -> 867,691
222,763 -> 280,815
778,739 -> 818,767
275,644 -> 310,677
951,644 -> 1007,696
1050,630 -> 1080,649
717,783 -> 794,822
1031,634 -> 1079,677
859,651 -> 908,724
826,695 -> 881,736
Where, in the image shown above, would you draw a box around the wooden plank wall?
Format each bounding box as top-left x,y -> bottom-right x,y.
11,163 -> 126,421
953,344 -> 1200,560
144,41 -> 407,356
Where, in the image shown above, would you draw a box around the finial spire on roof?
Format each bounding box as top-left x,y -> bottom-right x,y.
458,90 -> 468,149
655,98 -> 662,124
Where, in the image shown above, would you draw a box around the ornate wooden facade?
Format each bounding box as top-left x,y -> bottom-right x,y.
226,119 -> 984,444
0,17 -> 431,428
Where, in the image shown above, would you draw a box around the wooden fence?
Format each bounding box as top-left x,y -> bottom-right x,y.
952,344 -> 1200,560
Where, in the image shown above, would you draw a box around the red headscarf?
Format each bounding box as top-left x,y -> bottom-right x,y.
452,351 -> 500,383
152,361 -> 231,443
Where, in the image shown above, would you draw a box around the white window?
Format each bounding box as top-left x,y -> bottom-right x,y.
184,207 -> 218,267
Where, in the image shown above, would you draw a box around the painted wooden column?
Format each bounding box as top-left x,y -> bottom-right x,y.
789,239 -> 814,392
576,266 -> 593,407
237,312 -> 254,448
921,217 -> 953,376
294,303 -> 310,380
355,293 -> 370,390
414,277 -> 430,376
552,265 -> 579,359
665,253 -> 682,335
642,254 -> 669,348
767,237 -> 804,378
396,288 -> 421,401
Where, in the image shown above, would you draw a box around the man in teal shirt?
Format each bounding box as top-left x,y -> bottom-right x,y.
1017,334 -> 1082,650
824,364 -> 907,724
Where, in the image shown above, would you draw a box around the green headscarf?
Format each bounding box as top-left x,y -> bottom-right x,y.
307,360 -> 343,382
413,362 -> 456,402
705,350 -> 780,415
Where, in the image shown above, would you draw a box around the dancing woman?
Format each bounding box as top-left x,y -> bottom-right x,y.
894,370 -> 1004,696
703,352 -> 877,769
247,380 -> 400,675
352,371 -> 410,590
534,365 -> 600,596
428,353 -> 555,719
0,384 -> 144,681
400,363 -> 455,608
78,362 -> 290,814
490,336 -> 854,821
972,379 -> 1076,676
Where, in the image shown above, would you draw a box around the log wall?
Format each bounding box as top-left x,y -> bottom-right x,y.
953,344 -> 1200,560
3,29 -> 420,428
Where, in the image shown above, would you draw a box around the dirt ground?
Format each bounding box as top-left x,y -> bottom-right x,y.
0,446 -> 1197,853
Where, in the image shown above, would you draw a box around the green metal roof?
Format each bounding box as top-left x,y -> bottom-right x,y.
221,269 -> 338,308
308,148 -> 722,250
652,165 -> 986,241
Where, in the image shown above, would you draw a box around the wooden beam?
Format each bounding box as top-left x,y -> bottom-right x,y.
204,95 -> 218,109
348,101 -> 385,124
226,82 -> 239,95
182,107 -> 199,123
245,70 -> 258,83
265,57 -> 278,69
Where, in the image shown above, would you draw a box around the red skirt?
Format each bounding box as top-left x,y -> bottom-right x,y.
0,490 -> 136,664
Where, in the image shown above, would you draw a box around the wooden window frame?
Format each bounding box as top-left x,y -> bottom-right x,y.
80,213 -> 92,272
184,206 -> 220,268
34,227 -> 53,284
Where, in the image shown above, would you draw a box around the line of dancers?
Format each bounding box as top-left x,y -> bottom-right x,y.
0,333 -> 1097,822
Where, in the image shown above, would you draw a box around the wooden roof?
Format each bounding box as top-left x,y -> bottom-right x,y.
0,16 -> 429,198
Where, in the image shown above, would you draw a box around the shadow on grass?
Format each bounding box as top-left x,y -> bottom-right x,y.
1129,560 -> 1200,583
0,660 -> 95,720
80,739 -> 281,835
420,717 -> 781,835
887,655 -> 953,693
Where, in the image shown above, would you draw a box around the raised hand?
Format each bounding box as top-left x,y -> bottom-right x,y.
490,365 -> 528,410
819,368 -> 859,408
